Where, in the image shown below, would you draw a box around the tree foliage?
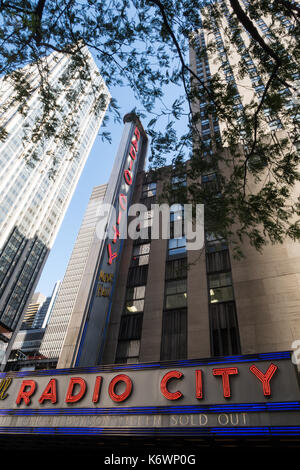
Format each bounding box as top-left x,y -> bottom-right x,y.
0,0 -> 299,253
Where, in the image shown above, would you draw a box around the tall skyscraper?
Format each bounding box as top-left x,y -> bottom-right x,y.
39,185 -> 107,362
189,0 -> 299,145
187,1 -> 300,357
0,47 -> 110,367
21,292 -> 47,330
33,280 -> 61,330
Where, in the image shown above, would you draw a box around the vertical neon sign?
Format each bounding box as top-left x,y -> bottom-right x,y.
75,116 -> 147,367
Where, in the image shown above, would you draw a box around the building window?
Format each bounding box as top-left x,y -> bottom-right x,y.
205,232 -> 228,253
142,182 -> 156,198
127,265 -> 148,286
206,250 -> 231,273
170,204 -> 184,239
140,195 -> 156,210
209,301 -> 240,356
125,286 -> 145,313
161,308 -> 187,360
201,172 -> 217,184
201,172 -> 219,192
118,313 -> 143,340
115,339 -> 141,364
171,175 -> 187,189
168,236 -> 186,257
170,204 -> 183,223
131,243 -> 150,266
165,258 -> 187,281
208,272 -> 234,303
165,279 -> 187,309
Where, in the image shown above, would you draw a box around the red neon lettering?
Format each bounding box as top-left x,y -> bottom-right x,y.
107,243 -> 118,264
249,363 -> 278,397
117,212 -> 122,225
38,379 -> 57,404
160,371 -> 183,400
65,377 -> 86,403
112,225 -> 120,244
134,126 -> 140,140
92,376 -> 102,403
16,380 -> 36,405
129,145 -> 136,161
108,374 -> 132,402
213,367 -> 238,398
124,169 -> 132,185
195,370 -> 203,399
119,194 -> 127,211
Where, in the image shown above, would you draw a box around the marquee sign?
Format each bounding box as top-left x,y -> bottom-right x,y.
0,351 -> 300,437
73,115 -> 148,367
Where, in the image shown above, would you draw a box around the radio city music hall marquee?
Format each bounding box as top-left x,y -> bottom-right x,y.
72,117 -> 148,368
0,352 -> 300,437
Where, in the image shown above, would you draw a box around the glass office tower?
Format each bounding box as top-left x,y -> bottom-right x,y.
0,47 -> 110,366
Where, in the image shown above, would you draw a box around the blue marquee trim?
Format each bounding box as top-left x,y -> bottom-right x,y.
1,401 -> 300,416
0,425 -> 299,437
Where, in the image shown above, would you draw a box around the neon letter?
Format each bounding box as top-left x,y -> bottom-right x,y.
16,380 -> 36,405
124,169 -> 132,185
39,379 -> 57,404
65,377 -> 86,403
112,225 -> 120,244
249,363 -> 278,397
213,367 -> 238,398
195,370 -> 203,399
129,145 -> 136,160
119,193 -> 127,211
134,127 -> 140,140
108,374 -> 132,402
160,371 -> 183,400
107,243 -> 118,264
92,376 -> 103,403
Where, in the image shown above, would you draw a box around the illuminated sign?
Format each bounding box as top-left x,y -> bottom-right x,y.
0,378 -> 12,400
106,126 -> 140,266
12,363 -> 280,405
96,271 -> 114,298
74,116 -> 148,367
0,352 -> 300,437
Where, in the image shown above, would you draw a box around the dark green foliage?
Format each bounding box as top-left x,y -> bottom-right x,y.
0,0 -> 299,252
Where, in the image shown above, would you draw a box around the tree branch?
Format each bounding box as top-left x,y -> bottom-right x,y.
35,0 -> 47,19
146,0 -> 214,101
242,64 -> 280,197
33,0 -> 47,45
0,1 -> 31,13
276,0 -> 300,17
